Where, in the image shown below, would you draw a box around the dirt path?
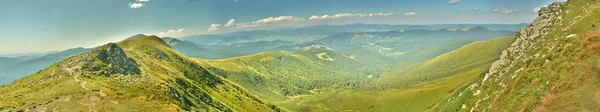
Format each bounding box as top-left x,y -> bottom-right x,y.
65,67 -> 89,91
74,75 -> 90,90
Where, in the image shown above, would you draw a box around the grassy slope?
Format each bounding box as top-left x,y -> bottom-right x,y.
394,40 -> 475,66
0,36 -> 281,112
378,37 -> 515,90
198,36 -> 514,111
196,49 -> 387,101
303,36 -> 514,112
443,0 -> 600,111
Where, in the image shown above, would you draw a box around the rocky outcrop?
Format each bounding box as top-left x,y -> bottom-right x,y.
79,43 -> 141,76
481,2 -> 566,84
454,2 -> 583,111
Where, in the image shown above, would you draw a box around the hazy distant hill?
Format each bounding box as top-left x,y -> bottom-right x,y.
311,26 -> 514,53
175,25 -> 517,61
0,57 -> 22,69
0,51 -> 60,61
181,24 -> 526,46
161,37 -> 236,59
0,47 -> 89,85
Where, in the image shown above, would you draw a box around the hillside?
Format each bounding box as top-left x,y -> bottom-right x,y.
394,40 -> 475,66
0,36 -> 282,111
196,48 -> 390,101
378,36 -> 515,90
195,36 -> 514,111
295,36 -> 514,112
440,0 -> 600,111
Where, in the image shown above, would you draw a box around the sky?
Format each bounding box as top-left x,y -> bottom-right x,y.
0,0 -> 565,54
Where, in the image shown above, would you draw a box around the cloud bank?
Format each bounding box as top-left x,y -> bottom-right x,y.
448,0 -> 460,5
224,19 -> 235,27
235,16 -> 305,28
129,3 -> 144,9
208,24 -> 221,32
308,12 -> 394,20
492,8 -> 519,14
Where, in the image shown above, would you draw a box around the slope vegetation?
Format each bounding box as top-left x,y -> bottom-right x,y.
0,36 -> 282,111
197,36 -> 514,111
196,48 -> 390,101
442,0 -> 600,111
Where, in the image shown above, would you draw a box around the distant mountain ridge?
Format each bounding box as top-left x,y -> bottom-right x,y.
174,25 -> 517,61
181,24 -> 525,46
0,57 -> 22,69
0,47 -> 90,85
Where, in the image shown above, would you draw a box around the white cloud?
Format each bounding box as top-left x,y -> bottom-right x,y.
253,16 -> 304,24
198,11 -> 398,33
208,24 -> 221,32
532,8 -> 541,13
448,0 -> 460,5
404,12 -> 416,16
158,28 -> 184,36
129,3 -> 144,9
459,8 -> 479,12
532,7 -> 543,13
137,0 -> 149,2
224,19 -> 235,27
308,12 -> 394,20
236,16 -> 305,28
492,8 -> 519,14
168,29 -> 185,34
157,28 -> 204,37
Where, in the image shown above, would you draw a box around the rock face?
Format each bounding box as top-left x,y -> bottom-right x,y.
80,43 -> 141,76
441,0 -> 600,112
476,2 -> 567,110
441,1 -> 600,111
482,2 -> 565,84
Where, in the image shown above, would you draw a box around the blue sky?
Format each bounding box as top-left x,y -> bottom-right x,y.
0,0 -> 564,54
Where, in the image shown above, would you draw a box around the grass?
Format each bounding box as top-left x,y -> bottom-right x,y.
198,36 -> 515,111
448,0 -> 600,111
0,36 -> 282,112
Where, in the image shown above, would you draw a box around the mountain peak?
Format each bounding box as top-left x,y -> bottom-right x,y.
118,35 -> 171,50
123,34 -> 147,41
77,42 -> 140,76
